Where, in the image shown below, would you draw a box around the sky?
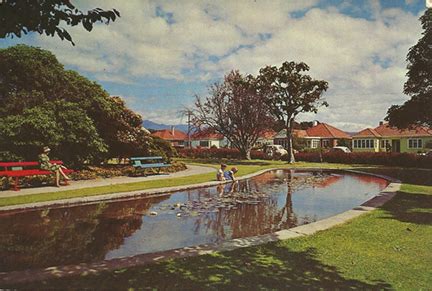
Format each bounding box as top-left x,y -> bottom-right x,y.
0,0 -> 429,131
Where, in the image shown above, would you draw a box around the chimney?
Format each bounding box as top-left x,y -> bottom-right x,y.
379,121 -> 384,126
171,126 -> 175,136
312,120 -> 318,127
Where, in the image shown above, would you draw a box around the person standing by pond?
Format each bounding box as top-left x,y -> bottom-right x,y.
38,146 -> 70,187
224,167 -> 238,181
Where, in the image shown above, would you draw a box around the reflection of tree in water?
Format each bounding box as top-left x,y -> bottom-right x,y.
0,170 -> 382,274
0,195 -> 168,272
273,170 -> 298,229
192,171 -> 299,240
191,170 -> 340,239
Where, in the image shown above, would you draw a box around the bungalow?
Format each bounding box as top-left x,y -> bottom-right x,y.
274,122 -> 351,149
254,130 -> 277,148
190,128 -> 229,148
352,122 -> 432,153
152,127 -> 188,148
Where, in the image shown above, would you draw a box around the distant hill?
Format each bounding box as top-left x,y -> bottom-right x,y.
143,120 -> 189,133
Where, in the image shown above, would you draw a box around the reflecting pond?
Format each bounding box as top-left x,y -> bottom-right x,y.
0,169 -> 388,272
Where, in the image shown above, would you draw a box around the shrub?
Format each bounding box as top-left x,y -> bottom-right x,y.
294,151 -> 432,169
179,148 -> 270,160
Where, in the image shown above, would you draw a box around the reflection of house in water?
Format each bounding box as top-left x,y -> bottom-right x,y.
348,174 -> 388,189
311,174 -> 343,189
0,195 -> 169,272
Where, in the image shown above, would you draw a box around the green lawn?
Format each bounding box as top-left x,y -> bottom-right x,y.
0,160 -> 354,207
4,161 -> 432,290
9,177 -> 431,290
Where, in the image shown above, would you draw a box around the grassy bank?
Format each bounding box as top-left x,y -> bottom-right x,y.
9,171 -> 432,290
0,160 -> 353,207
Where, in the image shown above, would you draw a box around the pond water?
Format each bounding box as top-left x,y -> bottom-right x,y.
0,169 -> 388,272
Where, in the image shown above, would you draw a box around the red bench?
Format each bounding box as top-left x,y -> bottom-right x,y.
0,161 -> 74,191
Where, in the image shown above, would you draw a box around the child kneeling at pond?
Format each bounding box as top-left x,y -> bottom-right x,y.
224,167 -> 238,181
38,146 -> 70,187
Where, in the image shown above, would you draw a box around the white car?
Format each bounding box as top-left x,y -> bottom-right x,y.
265,145 -> 288,157
329,146 -> 351,153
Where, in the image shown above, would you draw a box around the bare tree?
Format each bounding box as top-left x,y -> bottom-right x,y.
192,71 -> 274,160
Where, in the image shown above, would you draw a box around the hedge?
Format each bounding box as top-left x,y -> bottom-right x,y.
293,151 -> 432,169
179,148 -> 268,160
179,148 -> 432,169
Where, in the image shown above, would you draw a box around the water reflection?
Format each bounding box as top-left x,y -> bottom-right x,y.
0,170 -> 387,272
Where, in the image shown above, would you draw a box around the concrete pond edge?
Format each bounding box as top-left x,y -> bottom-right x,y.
0,168 -> 402,285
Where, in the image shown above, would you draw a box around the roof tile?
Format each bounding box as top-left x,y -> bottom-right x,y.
152,129 -> 187,140
306,123 -> 351,138
374,123 -> 432,137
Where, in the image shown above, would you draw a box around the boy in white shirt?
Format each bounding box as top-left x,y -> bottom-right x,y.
216,163 -> 227,181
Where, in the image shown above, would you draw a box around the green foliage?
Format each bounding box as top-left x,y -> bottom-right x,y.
149,137 -> 177,160
386,9 -> 432,128
292,136 -> 308,151
0,0 -> 120,45
0,102 -> 107,166
0,45 -> 166,166
258,61 -> 329,162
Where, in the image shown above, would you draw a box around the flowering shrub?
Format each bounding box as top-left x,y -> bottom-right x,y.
294,151 -> 432,169
179,148 -> 270,160
71,161 -> 187,180
0,162 -> 188,190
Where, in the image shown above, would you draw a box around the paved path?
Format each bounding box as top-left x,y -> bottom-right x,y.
0,165 -> 216,198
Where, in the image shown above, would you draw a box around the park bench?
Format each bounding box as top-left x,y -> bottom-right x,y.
0,161 -> 73,191
130,156 -> 171,176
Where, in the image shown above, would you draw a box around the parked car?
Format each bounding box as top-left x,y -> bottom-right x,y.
265,145 -> 288,158
329,146 -> 351,153
419,150 -> 432,156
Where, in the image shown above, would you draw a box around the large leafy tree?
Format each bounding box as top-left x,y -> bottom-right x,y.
0,102 -> 107,166
386,9 -> 432,128
192,71 -> 274,160
0,45 -> 161,165
258,62 -> 328,163
0,0 -> 120,45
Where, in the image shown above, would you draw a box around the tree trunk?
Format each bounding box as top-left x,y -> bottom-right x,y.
286,119 -> 296,163
241,148 -> 251,160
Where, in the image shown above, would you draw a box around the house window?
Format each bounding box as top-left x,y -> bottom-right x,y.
408,139 -> 423,149
311,139 -> 320,148
353,139 -> 375,148
381,139 -> 391,149
322,140 -> 330,148
199,141 -> 209,147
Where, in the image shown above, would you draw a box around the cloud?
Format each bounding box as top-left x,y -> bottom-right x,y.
33,0 -> 320,81
22,1 -> 424,130
206,7 -> 421,130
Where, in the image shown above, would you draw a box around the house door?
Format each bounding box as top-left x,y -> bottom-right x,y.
392,140 -> 400,153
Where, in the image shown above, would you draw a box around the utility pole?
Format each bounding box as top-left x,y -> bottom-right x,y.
178,107 -> 193,148
187,109 -> 192,148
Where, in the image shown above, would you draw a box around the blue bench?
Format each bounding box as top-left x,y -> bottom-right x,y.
130,156 -> 171,176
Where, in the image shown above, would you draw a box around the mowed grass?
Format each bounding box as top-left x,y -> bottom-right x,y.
0,160 -> 353,207
11,177 -> 432,290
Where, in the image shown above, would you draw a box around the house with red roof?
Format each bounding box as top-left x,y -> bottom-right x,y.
254,129 -> 277,148
151,127 -> 188,148
274,122 -> 351,149
190,128 -> 228,148
352,122 -> 432,153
